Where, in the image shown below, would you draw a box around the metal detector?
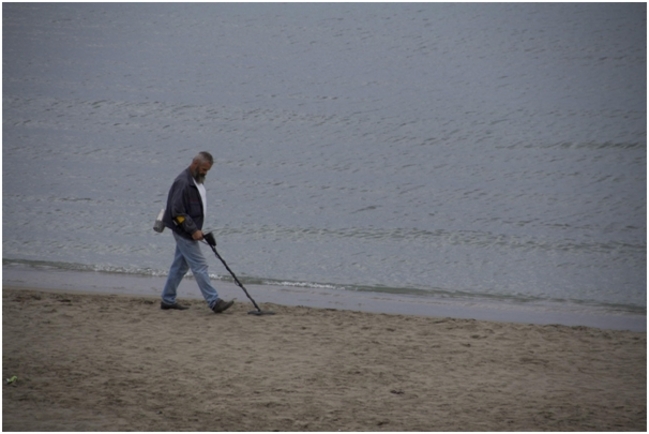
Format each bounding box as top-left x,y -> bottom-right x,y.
203,232 -> 275,316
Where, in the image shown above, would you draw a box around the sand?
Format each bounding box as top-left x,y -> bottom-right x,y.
2,287 -> 646,431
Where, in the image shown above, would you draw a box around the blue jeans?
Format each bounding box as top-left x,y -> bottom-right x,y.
162,232 -> 220,309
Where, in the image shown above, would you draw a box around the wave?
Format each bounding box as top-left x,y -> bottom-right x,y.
213,224 -> 646,256
498,140 -> 646,151
3,258 -> 170,278
4,258 -> 645,315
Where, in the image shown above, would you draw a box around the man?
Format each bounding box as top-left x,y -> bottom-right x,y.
160,151 -> 234,313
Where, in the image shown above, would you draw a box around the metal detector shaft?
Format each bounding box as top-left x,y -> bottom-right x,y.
208,244 -> 262,312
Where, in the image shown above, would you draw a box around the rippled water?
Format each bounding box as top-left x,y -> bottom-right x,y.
3,3 -> 646,317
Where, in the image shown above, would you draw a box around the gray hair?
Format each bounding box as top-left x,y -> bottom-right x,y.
194,151 -> 213,165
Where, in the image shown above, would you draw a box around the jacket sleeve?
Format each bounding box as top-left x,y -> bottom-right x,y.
168,178 -> 198,235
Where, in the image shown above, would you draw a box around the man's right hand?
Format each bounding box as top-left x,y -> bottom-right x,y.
192,230 -> 204,241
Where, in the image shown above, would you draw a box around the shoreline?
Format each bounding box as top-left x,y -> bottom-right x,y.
3,287 -> 646,431
3,265 -> 646,332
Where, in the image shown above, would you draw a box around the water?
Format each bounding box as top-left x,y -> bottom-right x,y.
3,3 -> 646,326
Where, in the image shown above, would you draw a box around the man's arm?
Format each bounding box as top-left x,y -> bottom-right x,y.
168,179 -> 199,237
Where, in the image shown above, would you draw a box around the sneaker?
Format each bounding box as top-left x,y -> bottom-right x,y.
212,299 -> 234,313
161,301 -> 189,310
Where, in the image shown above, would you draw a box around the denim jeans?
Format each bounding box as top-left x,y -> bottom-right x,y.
162,231 -> 220,309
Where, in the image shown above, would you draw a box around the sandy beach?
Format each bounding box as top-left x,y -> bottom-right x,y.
2,287 -> 646,431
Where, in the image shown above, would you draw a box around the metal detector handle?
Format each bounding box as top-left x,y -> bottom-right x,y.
204,232 -> 217,247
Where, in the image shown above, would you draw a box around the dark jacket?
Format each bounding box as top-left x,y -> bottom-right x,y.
163,168 -> 204,239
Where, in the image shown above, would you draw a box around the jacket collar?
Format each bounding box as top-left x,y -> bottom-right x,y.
183,168 -> 199,187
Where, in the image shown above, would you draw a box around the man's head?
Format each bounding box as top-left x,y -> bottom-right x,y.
189,151 -> 213,184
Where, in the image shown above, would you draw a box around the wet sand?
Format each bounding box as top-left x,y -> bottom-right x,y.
2,287 -> 646,431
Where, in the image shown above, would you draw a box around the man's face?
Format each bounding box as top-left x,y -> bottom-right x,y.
192,162 -> 212,184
